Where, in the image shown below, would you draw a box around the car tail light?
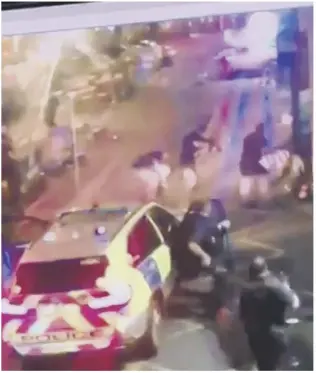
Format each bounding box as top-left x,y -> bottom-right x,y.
88,278 -> 131,309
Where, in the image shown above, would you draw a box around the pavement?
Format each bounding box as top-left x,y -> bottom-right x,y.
3,33 -> 313,370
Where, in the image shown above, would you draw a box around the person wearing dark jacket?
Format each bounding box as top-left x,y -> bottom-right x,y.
172,199 -> 235,318
173,199 -> 233,277
239,123 -> 269,207
180,116 -> 220,168
239,256 -> 300,370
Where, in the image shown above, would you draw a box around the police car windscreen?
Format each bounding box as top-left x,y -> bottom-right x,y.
58,208 -> 128,227
15,256 -> 108,295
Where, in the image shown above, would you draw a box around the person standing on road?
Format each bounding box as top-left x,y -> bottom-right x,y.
172,199 -> 234,281
179,115 -> 220,193
239,123 -> 269,208
239,256 -> 300,370
172,199 -> 235,318
132,150 -> 171,202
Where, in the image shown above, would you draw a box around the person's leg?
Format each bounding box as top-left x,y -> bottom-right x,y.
207,264 -> 230,319
239,176 -> 254,206
248,332 -> 284,370
247,333 -> 270,370
256,174 -> 270,203
222,232 -> 235,271
256,339 -> 284,370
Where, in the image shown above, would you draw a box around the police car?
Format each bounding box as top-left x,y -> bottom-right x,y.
2,203 -> 178,362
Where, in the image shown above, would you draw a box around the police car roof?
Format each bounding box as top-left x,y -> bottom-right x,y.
20,207 -> 130,264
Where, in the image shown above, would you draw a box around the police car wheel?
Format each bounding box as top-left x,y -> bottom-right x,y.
141,300 -> 161,358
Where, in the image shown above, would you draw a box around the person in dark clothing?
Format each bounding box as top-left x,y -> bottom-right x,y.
174,199 -> 234,277
239,123 -> 269,207
132,151 -> 165,168
172,199 -> 235,317
180,116 -> 219,167
239,256 -> 300,370
172,200 -> 213,280
179,116 -> 221,200
188,199 -> 234,269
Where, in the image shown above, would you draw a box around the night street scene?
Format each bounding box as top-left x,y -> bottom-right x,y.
2,5 -> 313,371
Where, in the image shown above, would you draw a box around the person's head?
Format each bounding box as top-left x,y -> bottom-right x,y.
248,256 -> 269,281
255,122 -> 265,136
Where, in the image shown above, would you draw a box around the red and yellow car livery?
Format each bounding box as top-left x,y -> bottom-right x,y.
2,203 -> 178,363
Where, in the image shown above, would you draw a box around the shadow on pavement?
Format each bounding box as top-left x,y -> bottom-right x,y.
166,281 -> 253,370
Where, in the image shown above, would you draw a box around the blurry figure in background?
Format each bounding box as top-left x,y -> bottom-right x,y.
259,149 -> 292,180
259,148 -> 306,200
179,115 -> 221,194
276,9 -> 298,92
2,129 -> 23,215
239,123 -> 269,208
132,151 -> 171,202
258,112 -> 308,200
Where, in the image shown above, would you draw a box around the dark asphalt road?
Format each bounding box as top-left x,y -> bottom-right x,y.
125,202 -> 313,371
3,202 -> 313,371
3,33 -> 312,371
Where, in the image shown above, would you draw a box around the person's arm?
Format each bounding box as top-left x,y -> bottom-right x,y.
280,280 -> 300,309
188,241 -> 211,267
238,291 -> 246,322
188,220 -> 212,266
218,219 -> 231,230
211,199 -> 231,231
272,277 -> 301,310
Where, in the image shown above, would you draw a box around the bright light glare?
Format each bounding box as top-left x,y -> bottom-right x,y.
92,277 -> 131,308
245,12 -> 279,50
43,231 -> 57,242
224,12 -> 279,51
35,30 -> 88,63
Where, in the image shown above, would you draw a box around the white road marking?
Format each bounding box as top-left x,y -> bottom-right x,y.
125,361 -> 171,371
300,290 -> 313,298
179,319 -> 204,329
148,362 -> 173,371
166,320 -> 204,341
236,238 -> 284,260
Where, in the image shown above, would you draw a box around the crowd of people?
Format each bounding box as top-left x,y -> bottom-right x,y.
132,111 -> 310,209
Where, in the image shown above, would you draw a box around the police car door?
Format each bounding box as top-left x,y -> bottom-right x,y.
147,207 -> 176,297
128,215 -> 171,297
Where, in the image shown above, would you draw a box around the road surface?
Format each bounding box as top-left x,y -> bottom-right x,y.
3,33 -> 312,370
126,202 -> 313,371
24,33 -> 294,220
3,202 -> 313,371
